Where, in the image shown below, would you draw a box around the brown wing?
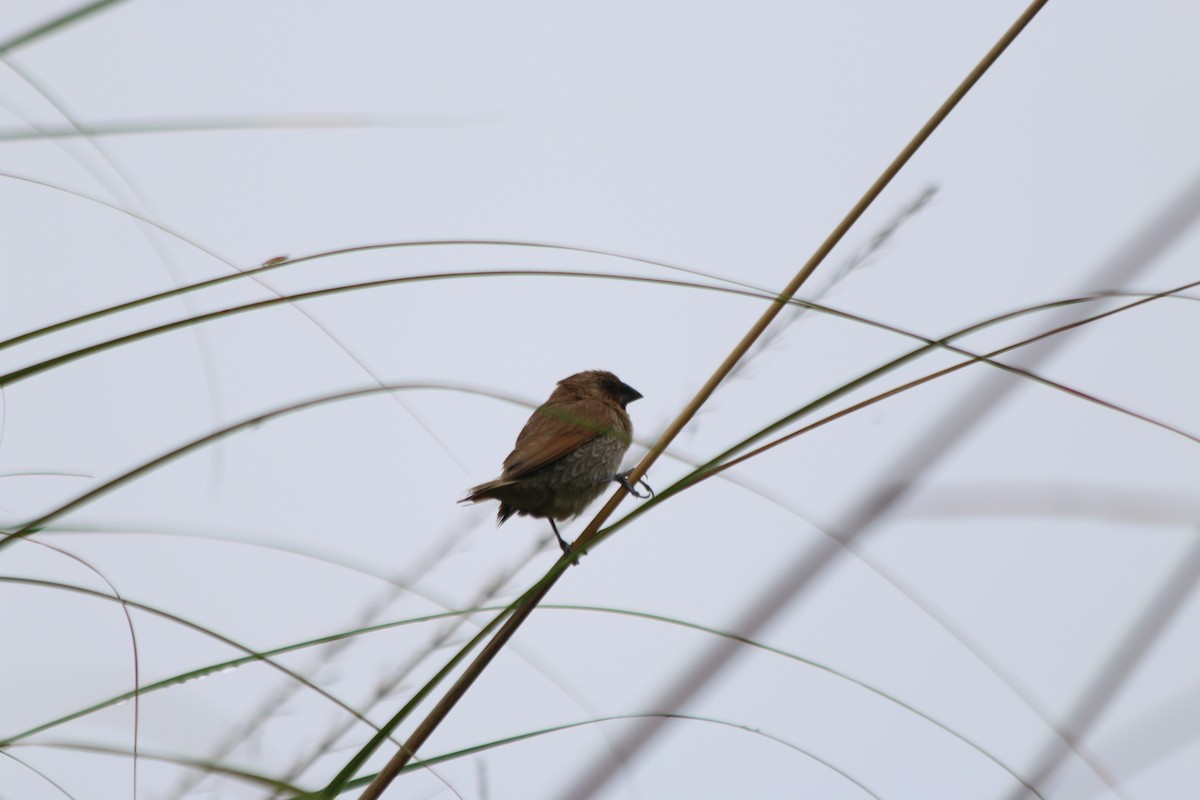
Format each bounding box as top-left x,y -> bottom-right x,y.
501,397 -> 623,479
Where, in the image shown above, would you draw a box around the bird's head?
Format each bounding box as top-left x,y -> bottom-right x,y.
558,370 -> 642,409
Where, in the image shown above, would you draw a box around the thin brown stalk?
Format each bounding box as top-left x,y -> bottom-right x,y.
356,2 -> 1051,796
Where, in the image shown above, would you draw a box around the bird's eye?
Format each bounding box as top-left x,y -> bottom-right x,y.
601,378 -> 616,393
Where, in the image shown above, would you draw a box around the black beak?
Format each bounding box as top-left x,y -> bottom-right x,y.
619,383 -> 643,408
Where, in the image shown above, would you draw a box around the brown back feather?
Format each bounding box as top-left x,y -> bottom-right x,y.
501,395 -> 630,479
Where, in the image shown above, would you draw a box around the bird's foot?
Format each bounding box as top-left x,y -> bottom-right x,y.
558,539 -> 580,566
614,470 -> 654,499
550,519 -> 580,566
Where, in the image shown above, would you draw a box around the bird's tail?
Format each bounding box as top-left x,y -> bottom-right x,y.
460,478 -> 512,504
460,479 -> 519,525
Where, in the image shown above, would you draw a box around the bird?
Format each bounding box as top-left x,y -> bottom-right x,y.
461,370 -> 651,558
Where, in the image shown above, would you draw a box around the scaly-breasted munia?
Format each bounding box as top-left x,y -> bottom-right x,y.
462,370 -> 648,556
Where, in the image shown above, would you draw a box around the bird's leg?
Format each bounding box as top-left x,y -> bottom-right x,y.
549,518 -> 579,564
613,470 -> 654,499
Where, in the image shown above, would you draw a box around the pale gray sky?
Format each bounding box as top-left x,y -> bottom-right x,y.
2,2 -> 1200,799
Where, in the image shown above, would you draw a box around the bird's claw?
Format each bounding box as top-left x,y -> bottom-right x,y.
557,538 -> 581,566
614,471 -> 654,499
550,520 -> 580,565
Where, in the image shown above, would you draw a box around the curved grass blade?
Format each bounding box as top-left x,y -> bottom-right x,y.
0,471 -> 90,479
338,713 -> 883,800
0,576 -> 464,795
1,604 -> 497,745
699,276 -> 1200,486
544,606 -> 1041,798
17,538 -> 142,798
0,0 -> 128,57
0,231 -> 755,352
0,114 -> 490,142
0,577 -> 386,745
7,740 -> 305,795
0,748 -> 80,799
0,382 -> 521,552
